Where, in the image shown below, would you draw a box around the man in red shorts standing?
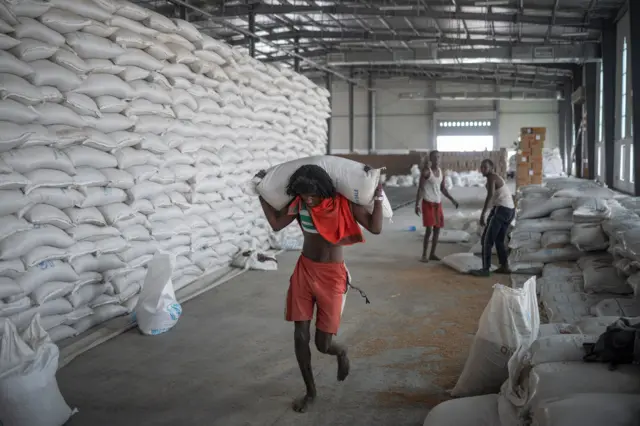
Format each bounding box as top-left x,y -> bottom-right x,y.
415,150 -> 459,262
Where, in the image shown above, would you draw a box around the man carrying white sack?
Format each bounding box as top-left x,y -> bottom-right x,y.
469,159 -> 515,277
256,164 -> 384,413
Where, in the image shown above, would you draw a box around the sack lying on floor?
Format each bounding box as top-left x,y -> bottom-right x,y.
517,197 -> 573,220
522,362 -> 640,415
134,252 -> 182,335
0,315 -> 74,426
441,253 -> 495,274
509,246 -> 582,264
423,394 -> 499,426
571,223 -> 609,252
450,277 -> 539,397
231,250 -> 277,271
503,334 -> 598,407
540,230 -> 570,249
530,393 -> 640,426
255,155 -> 392,217
508,231 -> 541,250
579,255 -> 631,295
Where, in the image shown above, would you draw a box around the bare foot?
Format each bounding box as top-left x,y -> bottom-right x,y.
337,351 -> 350,381
429,254 -> 440,261
420,256 -> 429,263
292,393 -> 316,413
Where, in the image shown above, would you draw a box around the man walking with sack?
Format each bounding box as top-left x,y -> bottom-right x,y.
257,165 -> 384,413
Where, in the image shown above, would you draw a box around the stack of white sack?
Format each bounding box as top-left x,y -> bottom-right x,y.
419,210 -> 482,243
0,0 -> 330,343
508,148 -> 565,178
497,317 -> 640,426
445,170 -> 486,189
507,179 -> 618,275
385,174 -> 414,188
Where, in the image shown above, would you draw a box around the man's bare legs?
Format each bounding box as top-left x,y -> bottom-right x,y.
421,226 -> 432,262
430,227 -> 441,261
292,322 -> 350,413
315,329 -> 350,381
293,321 -> 315,412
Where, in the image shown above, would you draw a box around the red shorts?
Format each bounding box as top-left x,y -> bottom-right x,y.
285,255 -> 349,335
422,200 -> 444,228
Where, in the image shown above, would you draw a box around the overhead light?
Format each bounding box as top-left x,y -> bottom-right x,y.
474,0 -> 511,5
561,31 -> 590,37
408,38 -> 437,45
378,5 -> 416,11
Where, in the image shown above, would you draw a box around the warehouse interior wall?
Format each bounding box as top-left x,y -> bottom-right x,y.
498,100 -> 559,150
329,78 -> 560,155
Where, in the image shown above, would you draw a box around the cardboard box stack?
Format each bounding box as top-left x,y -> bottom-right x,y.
517,127 -> 546,187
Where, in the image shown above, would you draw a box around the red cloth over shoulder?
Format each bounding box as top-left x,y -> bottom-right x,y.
288,194 -> 364,246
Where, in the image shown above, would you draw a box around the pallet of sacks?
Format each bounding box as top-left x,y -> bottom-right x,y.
0,0 -> 331,343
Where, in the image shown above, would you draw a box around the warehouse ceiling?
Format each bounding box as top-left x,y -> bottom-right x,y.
135,0 -> 627,91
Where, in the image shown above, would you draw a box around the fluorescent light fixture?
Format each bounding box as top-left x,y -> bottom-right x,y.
561,31 -> 590,37
474,0 -> 510,5
407,38 -> 438,44
378,5 -> 416,11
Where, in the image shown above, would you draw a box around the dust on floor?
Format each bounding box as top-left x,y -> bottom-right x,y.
57,191 -> 506,426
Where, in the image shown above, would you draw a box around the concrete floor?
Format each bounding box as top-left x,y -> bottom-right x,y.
58,187 -> 506,426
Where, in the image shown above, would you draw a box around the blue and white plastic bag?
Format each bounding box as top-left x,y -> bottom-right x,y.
134,252 -> 182,336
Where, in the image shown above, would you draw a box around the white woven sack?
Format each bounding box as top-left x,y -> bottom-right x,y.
256,155 -> 388,214
0,74 -> 44,105
14,17 -> 65,46
0,317 -> 74,426
65,32 -> 124,59
134,252 -> 182,336
73,73 -> 134,98
451,278 -> 539,398
10,38 -> 59,62
422,394 -> 499,426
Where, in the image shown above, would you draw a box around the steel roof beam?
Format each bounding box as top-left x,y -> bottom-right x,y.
226,30 -> 597,47
325,43 -> 600,66
215,4 -> 604,29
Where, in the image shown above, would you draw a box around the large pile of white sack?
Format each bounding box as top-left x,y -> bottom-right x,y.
385,165 -> 486,189
508,147 -> 565,178
0,0 -> 330,344
424,177 -> 640,426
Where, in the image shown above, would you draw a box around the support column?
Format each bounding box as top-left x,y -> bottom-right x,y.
630,3 -> 640,194
572,68 -> 583,177
585,63 -> 597,180
563,82 -> 573,174
558,98 -> 566,167
493,98 -> 500,150
179,5 -> 187,20
248,8 -> 255,58
367,74 -> 375,153
293,35 -> 300,73
603,23 -> 616,188
325,72 -> 332,155
348,69 -> 354,153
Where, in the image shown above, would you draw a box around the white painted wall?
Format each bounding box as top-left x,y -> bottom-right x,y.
497,100 -> 559,150
329,78 -> 560,154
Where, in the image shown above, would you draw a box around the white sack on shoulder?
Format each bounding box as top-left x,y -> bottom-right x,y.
256,155 -> 390,217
